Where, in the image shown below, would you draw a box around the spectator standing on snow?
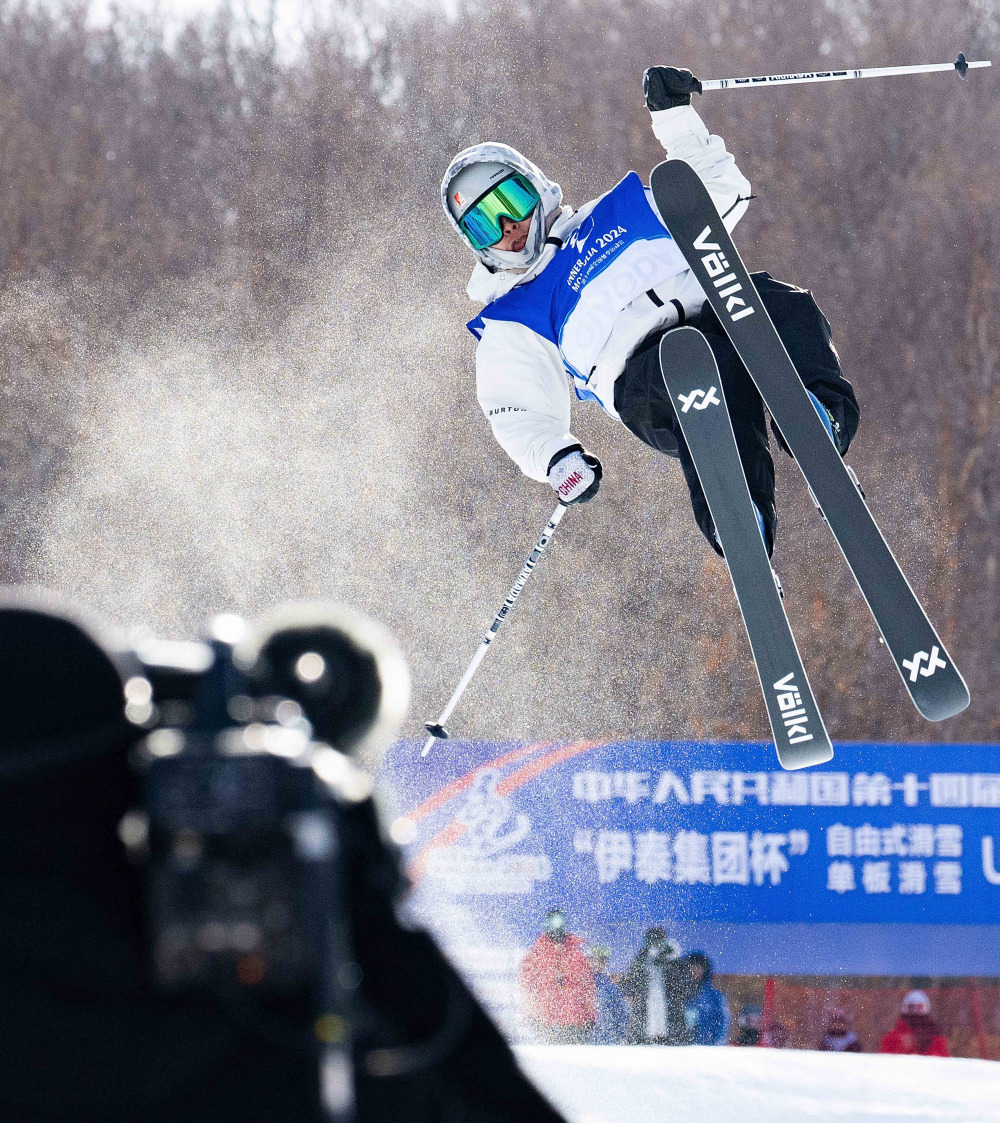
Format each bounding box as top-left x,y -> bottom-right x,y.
733,1004 -> 763,1046
819,1008 -> 863,1053
764,1022 -> 791,1049
623,928 -> 692,1044
518,908 -> 596,1044
879,991 -> 949,1057
588,946 -> 631,1045
682,950 -> 731,1046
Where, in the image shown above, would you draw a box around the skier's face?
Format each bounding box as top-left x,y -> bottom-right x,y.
496,212 -> 532,253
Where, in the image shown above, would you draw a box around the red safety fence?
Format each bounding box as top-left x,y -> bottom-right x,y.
716,977 -> 1000,1059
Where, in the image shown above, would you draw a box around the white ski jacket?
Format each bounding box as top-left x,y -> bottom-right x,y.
468,106 -> 752,482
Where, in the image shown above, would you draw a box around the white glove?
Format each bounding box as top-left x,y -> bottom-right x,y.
546,446 -> 603,505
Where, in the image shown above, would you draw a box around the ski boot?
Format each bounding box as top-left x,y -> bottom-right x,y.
806,391 -> 865,508
715,504 -> 783,599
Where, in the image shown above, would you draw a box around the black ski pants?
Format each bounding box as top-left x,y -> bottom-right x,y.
613,272 -> 859,556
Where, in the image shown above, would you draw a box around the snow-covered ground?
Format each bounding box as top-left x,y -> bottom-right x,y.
516,1045 -> 1000,1123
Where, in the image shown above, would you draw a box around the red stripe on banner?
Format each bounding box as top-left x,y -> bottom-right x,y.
409,821 -> 468,883
495,740 -> 603,796
405,742 -> 553,824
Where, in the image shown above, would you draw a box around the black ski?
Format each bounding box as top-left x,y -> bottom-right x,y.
660,327 -> 833,770
650,159 -> 969,722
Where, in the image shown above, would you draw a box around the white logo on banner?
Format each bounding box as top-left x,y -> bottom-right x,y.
677,386 -> 721,413
425,770 -> 551,895
458,769 -> 530,856
901,645 -> 947,683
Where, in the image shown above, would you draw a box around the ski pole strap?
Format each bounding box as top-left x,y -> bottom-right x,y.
700,54 -> 990,91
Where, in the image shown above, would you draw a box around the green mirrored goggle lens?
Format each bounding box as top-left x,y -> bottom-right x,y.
459,174 -> 541,250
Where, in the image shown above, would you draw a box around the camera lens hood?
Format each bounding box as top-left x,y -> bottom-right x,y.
234,601 -> 410,767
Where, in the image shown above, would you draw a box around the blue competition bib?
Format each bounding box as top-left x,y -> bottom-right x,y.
468,172 -> 689,404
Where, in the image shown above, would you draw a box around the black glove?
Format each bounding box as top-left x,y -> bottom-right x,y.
546,445 -> 602,505
643,66 -> 702,111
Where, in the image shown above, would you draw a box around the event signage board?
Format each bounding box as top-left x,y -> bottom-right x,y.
380,741 -> 1000,972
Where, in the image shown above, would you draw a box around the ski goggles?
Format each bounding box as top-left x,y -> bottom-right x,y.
458,173 -> 541,250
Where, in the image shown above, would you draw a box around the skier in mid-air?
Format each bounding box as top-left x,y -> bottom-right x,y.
439,66 -> 860,555
425,59 -> 968,762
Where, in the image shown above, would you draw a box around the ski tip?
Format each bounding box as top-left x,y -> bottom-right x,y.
912,682 -> 971,723
657,324 -> 713,368
776,738 -> 834,771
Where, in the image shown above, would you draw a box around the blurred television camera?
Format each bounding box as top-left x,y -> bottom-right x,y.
0,589 -> 564,1123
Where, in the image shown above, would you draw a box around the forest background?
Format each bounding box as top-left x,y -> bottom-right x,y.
0,0 -> 997,745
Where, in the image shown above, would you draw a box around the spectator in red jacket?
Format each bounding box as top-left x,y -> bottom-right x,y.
518,908 -> 597,1043
879,991 -> 949,1057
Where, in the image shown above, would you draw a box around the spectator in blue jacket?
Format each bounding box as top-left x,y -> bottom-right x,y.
683,950 -> 731,1045
588,946 -> 631,1044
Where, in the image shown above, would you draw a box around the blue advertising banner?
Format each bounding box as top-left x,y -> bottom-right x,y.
379,740 -> 1000,978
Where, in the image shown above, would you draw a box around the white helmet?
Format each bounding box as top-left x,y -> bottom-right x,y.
446,161 -> 519,223
901,990 -> 931,1015
441,142 -> 563,271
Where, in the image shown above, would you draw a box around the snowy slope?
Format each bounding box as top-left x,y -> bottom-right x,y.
516,1045 -> 1000,1123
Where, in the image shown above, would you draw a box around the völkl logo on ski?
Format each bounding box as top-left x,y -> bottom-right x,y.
773,673 -> 814,745
901,646 -> 947,683
677,386 -> 721,413
693,226 -> 756,323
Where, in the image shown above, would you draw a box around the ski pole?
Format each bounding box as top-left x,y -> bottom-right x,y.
701,52 -> 990,92
421,503 -> 568,757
